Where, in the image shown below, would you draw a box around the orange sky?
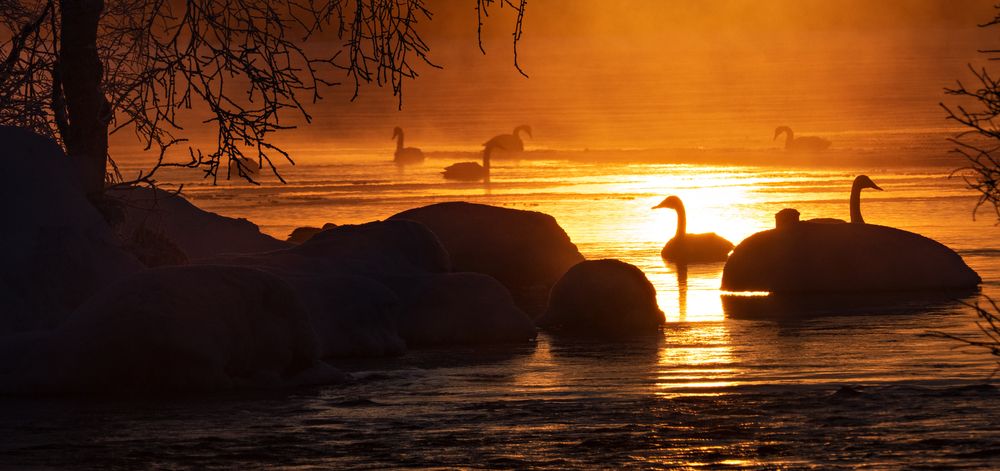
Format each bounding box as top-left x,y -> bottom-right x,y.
111,0 -> 999,162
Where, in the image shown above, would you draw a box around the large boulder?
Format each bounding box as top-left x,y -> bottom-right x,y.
109,186 -> 289,259
390,202 -> 585,317
0,127 -> 142,334
721,221 -> 980,293
277,271 -> 406,358
0,265 -> 344,394
211,220 -> 535,353
538,259 -> 664,337
291,219 -> 451,276
384,273 -> 537,346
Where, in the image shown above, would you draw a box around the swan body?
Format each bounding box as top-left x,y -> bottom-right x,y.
653,196 -> 734,263
721,175 -> 980,293
227,156 -> 260,179
392,127 -> 425,165
443,143 -> 495,181
774,126 -> 831,152
484,125 -> 532,153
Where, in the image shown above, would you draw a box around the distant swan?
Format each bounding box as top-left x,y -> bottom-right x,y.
227,156 -> 260,179
653,196 -> 734,263
774,126 -> 831,152
392,127 -> 425,165
484,125 -> 532,153
721,175 -> 980,293
443,142 -> 496,182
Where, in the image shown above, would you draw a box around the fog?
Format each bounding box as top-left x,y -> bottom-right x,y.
111,0 -> 997,162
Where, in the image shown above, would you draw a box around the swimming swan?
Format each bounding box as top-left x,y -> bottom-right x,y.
392,127 -> 425,165
443,142 -> 496,182
227,156 -> 260,179
653,195 -> 734,263
774,126 -> 831,152
484,125 -> 532,153
721,175 -> 980,293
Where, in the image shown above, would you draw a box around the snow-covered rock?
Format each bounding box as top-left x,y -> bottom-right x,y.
539,259 -> 664,336
212,220 -> 535,353
109,186 -> 289,259
292,219 -> 451,275
0,126 -> 142,334
0,265 -> 345,394
384,273 -> 536,346
287,223 -> 338,244
390,202 -> 585,317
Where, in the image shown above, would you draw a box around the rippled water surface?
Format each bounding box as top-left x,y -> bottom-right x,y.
4,149 -> 1000,468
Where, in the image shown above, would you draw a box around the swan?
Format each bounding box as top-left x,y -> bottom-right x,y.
721,175 -> 980,293
781,175 -> 881,225
774,126 -> 831,152
653,195 -> 734,263
392,127 -> 425,165
484,125 -> 532,153
227,156 -> 260,179
443,142 -> 495,182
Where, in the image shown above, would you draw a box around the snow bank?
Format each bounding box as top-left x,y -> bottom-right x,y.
539,259 -> 663,336
390,202 -> 585,317
0,127 -> 141,334
0,265 -> 345,394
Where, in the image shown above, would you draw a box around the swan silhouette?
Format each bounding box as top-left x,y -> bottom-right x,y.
227,156 -> 260,179
443,142 -> 495,182
774,126 -> 831,152
721,175 -> 980,293
653,196 -> 734,263
392,127 -> 425,165
484,125 -> 532,153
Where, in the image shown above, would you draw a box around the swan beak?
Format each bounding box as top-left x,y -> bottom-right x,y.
873,184 -> 884,191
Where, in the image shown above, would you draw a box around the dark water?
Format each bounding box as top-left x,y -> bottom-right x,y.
4,152 -> 1000,468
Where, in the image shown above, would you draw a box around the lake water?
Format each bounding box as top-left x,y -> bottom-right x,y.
4,145 -> 1000,468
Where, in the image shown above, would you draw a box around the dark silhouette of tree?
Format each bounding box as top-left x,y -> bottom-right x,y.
0,0 -> 527,195
942,7 -> 1000,221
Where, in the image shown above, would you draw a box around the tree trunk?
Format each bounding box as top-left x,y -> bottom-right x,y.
58,0 -> 108,196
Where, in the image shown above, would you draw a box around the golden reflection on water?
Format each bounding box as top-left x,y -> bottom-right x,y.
654,323 -> 736,397
551,166 -> 777,324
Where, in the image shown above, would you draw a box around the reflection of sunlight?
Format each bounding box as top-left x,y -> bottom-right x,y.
654,323 -> 736,397
548,166 -> 785,323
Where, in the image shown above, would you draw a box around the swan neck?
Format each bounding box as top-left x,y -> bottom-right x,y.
783,128 -> 793,148
483,145 -> 492,170
673,205 -> 686,238
850,181 -> 864,224
395,132 -> 403,150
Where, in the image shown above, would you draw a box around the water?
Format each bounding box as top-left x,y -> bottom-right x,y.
4,147 -> 1000,468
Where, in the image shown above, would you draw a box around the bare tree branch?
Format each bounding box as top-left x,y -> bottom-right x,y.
0,0 -> 528,190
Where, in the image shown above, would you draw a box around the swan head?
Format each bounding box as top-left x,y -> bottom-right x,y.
652,195 -> 683,211
854,175 -> 883,192
392,126 -> 403,139
515,125 -> 533,138
773,126 -> 792,140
